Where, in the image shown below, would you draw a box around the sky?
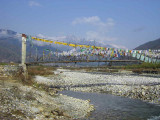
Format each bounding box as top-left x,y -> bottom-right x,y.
0,0 -> 160,49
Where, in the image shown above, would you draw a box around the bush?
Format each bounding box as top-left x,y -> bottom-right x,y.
125,62 -> 160,69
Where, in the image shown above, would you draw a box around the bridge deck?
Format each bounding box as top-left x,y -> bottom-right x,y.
26,60 -> 140,65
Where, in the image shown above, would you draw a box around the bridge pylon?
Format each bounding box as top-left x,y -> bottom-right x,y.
21,34 -> 28,79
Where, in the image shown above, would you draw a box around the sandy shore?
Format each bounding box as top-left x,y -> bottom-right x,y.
35,69 -> 160,104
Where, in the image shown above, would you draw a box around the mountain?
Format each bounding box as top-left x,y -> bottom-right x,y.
0,29 -> 21,62
66,35 -> 114,48
0,29 -> 17,36
135,38 -> 160,50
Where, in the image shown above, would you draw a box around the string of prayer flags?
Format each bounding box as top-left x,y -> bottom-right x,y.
32,37 -> 53,43
144,56 -> 149,63
30,35 -> 160,63
136,53 -> 141,59
140,55 -> 145,61
148,58 -> 152,63
132,53 -> 136,57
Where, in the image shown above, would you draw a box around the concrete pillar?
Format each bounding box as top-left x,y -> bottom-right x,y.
21,34 -> 28,79
22,34 -> 27,65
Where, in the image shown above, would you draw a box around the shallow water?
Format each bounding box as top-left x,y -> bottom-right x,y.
60,90 -> 160,120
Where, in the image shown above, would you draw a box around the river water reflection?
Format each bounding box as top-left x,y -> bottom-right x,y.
60,90 -> 160,120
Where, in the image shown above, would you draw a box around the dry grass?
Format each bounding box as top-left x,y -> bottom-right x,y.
28,66 -> 56,76
12,65 -> 56,85
132,69 -> 160,74
65,66 -> 119,73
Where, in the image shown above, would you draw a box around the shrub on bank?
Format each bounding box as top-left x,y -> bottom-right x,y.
125,62 -> 160,69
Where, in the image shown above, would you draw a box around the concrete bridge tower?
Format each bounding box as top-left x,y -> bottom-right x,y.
21,34 -> 28,79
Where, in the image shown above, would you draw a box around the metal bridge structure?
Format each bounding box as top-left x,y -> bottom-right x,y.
21,34 -> 160,71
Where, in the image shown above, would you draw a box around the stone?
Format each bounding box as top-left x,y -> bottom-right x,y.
119,91 -> 122,93
49,90 -> 57,96
31,107 -> 40,113
141,85 -> 148,90
38,107 -> 44,112
43,112 -> 50,118
51,110 -> 58,116
50,114 -> 56,119
142,91 -> 146,96
132,90 -> 135,93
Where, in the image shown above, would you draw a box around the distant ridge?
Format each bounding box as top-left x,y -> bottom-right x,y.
135,38 -> 160,50
0,29 -> 21,62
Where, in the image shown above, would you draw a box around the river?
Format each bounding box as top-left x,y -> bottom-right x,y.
60,90 -> 160,120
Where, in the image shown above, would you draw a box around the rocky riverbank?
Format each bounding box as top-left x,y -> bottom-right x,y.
0,66 -> 94,120
1,66 -> 159,119
0,80 -> 94,120
35,69 -> 160,104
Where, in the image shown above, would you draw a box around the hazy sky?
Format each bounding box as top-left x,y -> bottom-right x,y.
0,0 -> 160,49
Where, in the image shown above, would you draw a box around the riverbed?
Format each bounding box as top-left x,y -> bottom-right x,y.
60,90 -> 160,120
35,69 -> 160,103
34,68 -> 160,119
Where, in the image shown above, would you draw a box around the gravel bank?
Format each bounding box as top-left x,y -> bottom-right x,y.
35,69 -> 160,104
0,79 -> 94,119
19,86 -> 94,119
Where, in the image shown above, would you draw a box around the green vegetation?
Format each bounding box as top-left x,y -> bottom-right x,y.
64,62 -> 160,74
0,63 -> 9,65
124,62 -> 160,69
65,66 -> 119,73
124,62 -> 160,74
0,62 -> 18,65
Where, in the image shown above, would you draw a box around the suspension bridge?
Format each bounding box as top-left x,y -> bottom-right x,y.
21,34 -> 160,77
